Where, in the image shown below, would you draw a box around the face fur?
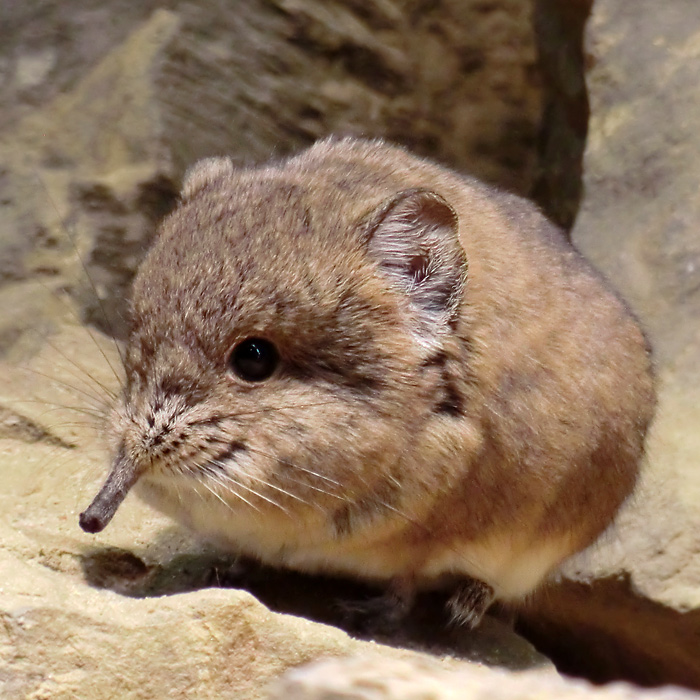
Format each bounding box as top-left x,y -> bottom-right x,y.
104,172 -> 466,558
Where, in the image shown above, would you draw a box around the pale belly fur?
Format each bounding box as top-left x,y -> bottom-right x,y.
139,477 -> 574,601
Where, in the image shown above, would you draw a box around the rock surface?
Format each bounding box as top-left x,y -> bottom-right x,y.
520,0 -> 700,688
1,0 -> 700,698
271,656 -> 700,700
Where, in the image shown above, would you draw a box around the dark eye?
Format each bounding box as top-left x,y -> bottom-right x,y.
229,338 -> 279,382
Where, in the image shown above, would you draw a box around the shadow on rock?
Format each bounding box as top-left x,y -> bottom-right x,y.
79,543 -> 549,671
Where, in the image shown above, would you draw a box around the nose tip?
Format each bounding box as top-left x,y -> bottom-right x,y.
79,508 -> 108,533
78,447 -> 144,534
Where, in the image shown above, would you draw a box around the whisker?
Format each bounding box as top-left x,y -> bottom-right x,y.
25,280 -> 125,397
209,442 -> 461,559
193,460 -> 261,513
18,399 -> 105,420
34,170 -> 126,379
246,443 -> 491,580
203,434 -> 344,490
46,336 -> 119,401
200,476 -> 243,513
197,441 -> 337,514
286,462 -> 343,488
191,400 -> 339,426
283,475 -> 346,501
208,460 -> 290,515
238,484 -> 290,516
22,364 -> 113,409
231,467 -> 313,508
240,443 -> 343,488
187,479 -> 209,506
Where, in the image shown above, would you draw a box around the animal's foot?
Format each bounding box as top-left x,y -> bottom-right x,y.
337,577 -> 415,636
446,577 -> 494,629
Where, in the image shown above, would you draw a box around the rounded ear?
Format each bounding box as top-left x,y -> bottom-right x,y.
365,189 -> 467,346
181,157 -> 235,200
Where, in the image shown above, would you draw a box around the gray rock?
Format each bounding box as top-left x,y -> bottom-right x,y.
520,0 -> 700,688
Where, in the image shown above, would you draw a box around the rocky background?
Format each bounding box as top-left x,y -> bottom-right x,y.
1,0 -> 699,698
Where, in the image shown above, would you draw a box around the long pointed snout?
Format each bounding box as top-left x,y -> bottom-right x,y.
79,449 -> 143,533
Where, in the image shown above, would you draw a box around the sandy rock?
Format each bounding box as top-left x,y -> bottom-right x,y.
0,549 -> 357,700
0,1 -> 160,131
269,655 -> 700,700
1,0 -> 699,697
520,0 -> 700,688
573,0 -> 700,371
0,10 -> 183,334
12,9 -> 181,176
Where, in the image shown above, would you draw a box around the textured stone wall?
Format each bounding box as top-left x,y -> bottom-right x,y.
1,1 -> 699,698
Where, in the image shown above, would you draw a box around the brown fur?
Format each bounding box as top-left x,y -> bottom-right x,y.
81,137 -> 656,625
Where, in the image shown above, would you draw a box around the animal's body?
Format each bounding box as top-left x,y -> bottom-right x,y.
80,138 -> 656,626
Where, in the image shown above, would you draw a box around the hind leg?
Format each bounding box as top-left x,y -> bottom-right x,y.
446,577 -> 495,628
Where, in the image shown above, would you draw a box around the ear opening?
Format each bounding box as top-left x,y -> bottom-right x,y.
181,157 -> 235,201
365,188 -> 467,346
